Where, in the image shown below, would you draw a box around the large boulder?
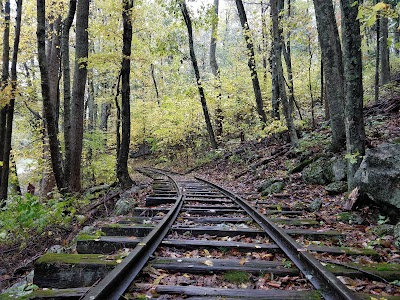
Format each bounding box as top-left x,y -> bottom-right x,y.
353,143 -> 400,210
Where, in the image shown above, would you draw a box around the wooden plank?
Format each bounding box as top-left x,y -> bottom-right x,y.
154,286 -> 321,299
0,287 -> 90,299
169,226 -> 343,239
146,196 -> 176,206
180,217 -> 318,226
102,225 -> 154,236
76,236 -> 140,254
150,257 -> 299,275
33,254 -> 117,288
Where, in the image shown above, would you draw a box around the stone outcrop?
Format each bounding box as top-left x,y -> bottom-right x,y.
353,143 -> 400,210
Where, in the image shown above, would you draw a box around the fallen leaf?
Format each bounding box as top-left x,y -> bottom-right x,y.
202,260 -> 214,266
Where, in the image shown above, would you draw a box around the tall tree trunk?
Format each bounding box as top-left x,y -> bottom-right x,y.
375,12 -> 380,103
36,0 -> 65,192
313,0 -> 346,152
209,0 -> 223,140
380,5 -> 390,85
180,0 -> 217,149
235,0 -> 267,125
271,0 -> 298,146
261,1 -> 268,85
282,0 -> 297,118
0,0 -> 10,195
340,0 -> 366,190
62,0 -> 76,186
394,16 -> 400,57
0,0 -> 22,200
69,0 -> 90,192
117,0 -> 134,187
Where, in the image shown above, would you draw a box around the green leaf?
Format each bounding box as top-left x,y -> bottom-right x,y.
372,2 -> 388,11
365,14 -> 377,27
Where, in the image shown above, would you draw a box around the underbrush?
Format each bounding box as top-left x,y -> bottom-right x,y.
0,193 -> 90,246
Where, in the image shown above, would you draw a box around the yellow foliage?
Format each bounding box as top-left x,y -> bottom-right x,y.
0,84 -> 13,108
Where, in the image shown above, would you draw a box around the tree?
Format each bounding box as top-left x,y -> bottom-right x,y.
180,0 -> 217,149
235,0 -> 267,125
1,0 -> 23,199
270,0 -> 298,146
379,0 -> 390,85
340,0 -> 366,189
36,0 -> 65,192
313,0 -> 346,152
62,0 -> 77,187
0,0 -> 11,195
210,0 -> 223,140
69,0 -> 90,192
116,0 -> 134,187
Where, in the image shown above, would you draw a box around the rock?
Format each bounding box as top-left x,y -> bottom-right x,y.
331,157 -> 347,182
261,181 -> 285,196
308,198 -> 323,212
47,245 -> 65,254
257,178 -> 280,192
394,223 -> 400,248
353,143 -> 400,210
113,198 -> 137,215
325,181 -> 348,195
302,158 -> 332,185
113,186 -> 140,216
373,224 -> 394,236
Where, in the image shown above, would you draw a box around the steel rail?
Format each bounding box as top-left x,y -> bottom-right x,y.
82,169 -> 183,300
195,176 -> 361,300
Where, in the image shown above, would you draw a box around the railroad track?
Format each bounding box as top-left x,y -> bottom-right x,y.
6,168 -> 400,299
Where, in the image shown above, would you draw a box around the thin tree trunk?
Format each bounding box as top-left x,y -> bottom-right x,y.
0,0 -> 10,193
69,0 -> 90,192
180,0 -> 217,149
271,0 -> 298,146
0,0 -> 22,200
150,64 -> 160,105
340,0 -> 366,190
261,1 -> 268,85
375,12 -> 380,103
308,35 -> 315,129
115,72 -> 122,158
380,5 -> 390,85
210,0 -> 223,140
282,0 -> 295,114
36,0 -> 65,192
117,0 -> 134,187
313,0 -> 346,152
235,0 -> 267,125
394,16 -> 400,56
62,0 -> 76,186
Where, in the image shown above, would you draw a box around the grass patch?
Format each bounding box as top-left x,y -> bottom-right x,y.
223,271 -> 250,284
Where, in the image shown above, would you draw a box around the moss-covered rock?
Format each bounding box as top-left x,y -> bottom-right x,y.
261,181 -> 285,196
257,178 -> 280,192
394,222 -> 400,248
325,181 -> 348,195
302,158 -> 332,185
373,224 -> 395,236
308,198 -> 323,212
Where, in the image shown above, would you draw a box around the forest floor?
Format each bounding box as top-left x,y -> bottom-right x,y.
1,96 -> 399,295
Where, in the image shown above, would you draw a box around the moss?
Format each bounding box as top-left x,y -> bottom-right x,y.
76,234 -> 100,241
272,218 -> 319,226
326,262 -> 400,281
223,271 -> 250,284
35,253 -> 120,266
338,246 -> 379,258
